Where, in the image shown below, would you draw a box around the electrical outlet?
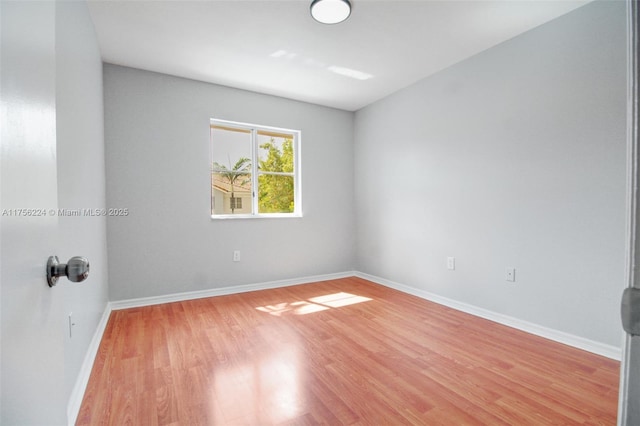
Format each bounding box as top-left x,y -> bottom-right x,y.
447,257 -> 455,270
506,267 -> 516,282
233,250 -> 241,262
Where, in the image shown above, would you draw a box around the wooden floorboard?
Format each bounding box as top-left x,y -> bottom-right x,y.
76,277 -> 619,425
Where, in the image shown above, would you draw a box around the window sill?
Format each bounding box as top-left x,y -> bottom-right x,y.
210,213 -> 303,220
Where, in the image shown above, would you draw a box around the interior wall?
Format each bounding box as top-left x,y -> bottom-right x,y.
354,0 -> 627,348
104,65 -> 355,301
1,1 -> 107,424
55,0 -> 109,415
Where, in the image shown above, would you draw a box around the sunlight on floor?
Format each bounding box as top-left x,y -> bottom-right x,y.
212,345 -> 302,423
309,292 -> 373,308
255,292 -> 373,316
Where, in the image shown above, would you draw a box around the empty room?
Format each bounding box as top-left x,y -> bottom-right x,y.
2,0 -> 639,424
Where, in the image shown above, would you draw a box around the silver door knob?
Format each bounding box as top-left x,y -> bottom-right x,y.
46,256 -> 90,287
622,287 -> 640,336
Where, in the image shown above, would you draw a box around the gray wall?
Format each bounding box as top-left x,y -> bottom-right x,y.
1,0 -> 108,424
354,0 -> 627,347
56,0 -> 109,415
104,65 -> 355,301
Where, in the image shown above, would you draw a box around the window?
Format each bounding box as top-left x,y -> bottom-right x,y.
210,119 -> 301,218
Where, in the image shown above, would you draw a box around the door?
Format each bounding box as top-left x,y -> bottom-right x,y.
1,1 -> 67,424
620,0 -> 640,424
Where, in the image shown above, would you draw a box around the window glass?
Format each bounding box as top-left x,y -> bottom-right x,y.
257,131 -> 295,214
211,126 -> 253,215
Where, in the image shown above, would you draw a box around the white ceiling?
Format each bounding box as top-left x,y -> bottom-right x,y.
87,0 -> 589,111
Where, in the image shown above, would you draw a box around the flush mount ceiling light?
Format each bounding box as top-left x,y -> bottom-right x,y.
310,0 -> 352,25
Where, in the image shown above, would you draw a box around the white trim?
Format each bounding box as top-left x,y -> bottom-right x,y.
211,212 -> 303,220
67,302 -> 113,426
619,0 -> 639,423
110,271 -> 356,310
355,271 -> 622,361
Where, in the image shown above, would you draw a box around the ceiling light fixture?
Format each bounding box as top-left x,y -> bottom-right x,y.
310,0 -> 351,25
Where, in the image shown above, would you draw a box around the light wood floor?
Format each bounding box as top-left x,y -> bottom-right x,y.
77,277 -> 619,425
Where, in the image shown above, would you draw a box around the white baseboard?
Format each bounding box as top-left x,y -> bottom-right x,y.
67,301 -> 113,426
355,271 -> 622,361
110,271 -> 356,310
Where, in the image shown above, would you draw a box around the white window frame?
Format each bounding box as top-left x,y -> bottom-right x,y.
210,118 -> 302,219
